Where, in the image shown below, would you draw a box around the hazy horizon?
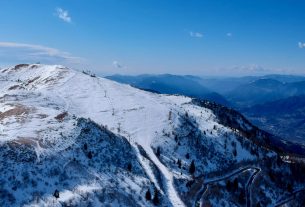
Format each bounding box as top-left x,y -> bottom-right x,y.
2,62 -> 305,78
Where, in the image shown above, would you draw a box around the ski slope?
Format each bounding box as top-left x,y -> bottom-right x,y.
0,64 -> 198,206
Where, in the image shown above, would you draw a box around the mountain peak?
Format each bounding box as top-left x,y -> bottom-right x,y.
1,63 -> 67,74
1,64 -> 73,91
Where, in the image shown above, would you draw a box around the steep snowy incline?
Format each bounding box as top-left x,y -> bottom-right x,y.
55,69 -> 188,206
1,64 -> 194,206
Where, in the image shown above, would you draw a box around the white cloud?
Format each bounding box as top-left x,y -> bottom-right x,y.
112,60 -> 124,69
0,42 -> 83,64
298,42 -> 305,49
189,31 -> 203,38
226,32 -> 232,37
55,8 -> 71,23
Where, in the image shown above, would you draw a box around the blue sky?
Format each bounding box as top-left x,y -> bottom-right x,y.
0,0 -> 305,76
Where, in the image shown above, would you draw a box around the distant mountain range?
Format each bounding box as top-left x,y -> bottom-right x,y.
226,78 -> 305,108
106,74 -> 230,106
106,74 -> 305,143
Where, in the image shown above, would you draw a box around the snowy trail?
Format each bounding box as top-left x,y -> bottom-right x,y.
142,145 -> 186,207
134,146 -> 162,190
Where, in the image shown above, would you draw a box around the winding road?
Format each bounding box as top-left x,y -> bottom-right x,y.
246,167 -> 261,207
193,166 -> 261,207
274,188 -> 305,207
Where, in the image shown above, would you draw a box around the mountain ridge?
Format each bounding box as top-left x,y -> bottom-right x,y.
1,64 -> 305,206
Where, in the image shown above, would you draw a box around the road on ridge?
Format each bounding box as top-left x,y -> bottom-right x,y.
193,166 -> 261,207
274,188 -> 305,207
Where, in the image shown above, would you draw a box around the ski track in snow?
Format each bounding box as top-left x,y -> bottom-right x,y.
144,146 -> 185,206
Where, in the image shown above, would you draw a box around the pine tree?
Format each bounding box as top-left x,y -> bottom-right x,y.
233,148 -> 237,157
83,143 -> 88,150
238,190 -> 246,204
185,153 -> 190,159
174,135 -> 178,143
53,189 -> 59,199
145,189 -> 151,201
156,147 -> 161,157
117,123 -> 121,133
287,183 -> 293,193
152,188 -> 160,205
177,159 -> 182,169
87,151 -> 93,159
189,160 -> 195,174
226,180 -> 232,191
233,178 -> 238,191
127,162 -> 132,172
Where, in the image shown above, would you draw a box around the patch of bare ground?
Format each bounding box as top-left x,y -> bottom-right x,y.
55,111 -> 68,122
0,93 -> 40,103
0,94 -> 19,103
15,137 -> 36,147
0,105 -> 31,121
38,139 -> 48,148
41,69 -> 68,86
43,77 -> 56,84
37,114 -> 48,119
8,85 -> 24,90
30,64 -> 39,69
25,76 -> 40,86
0,94 -> 14,103
12,64 -> 29,71
1,68 -> 9,73
14,136 -> 47,149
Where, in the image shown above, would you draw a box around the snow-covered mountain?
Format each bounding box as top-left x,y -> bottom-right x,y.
1,64 -> 305,207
